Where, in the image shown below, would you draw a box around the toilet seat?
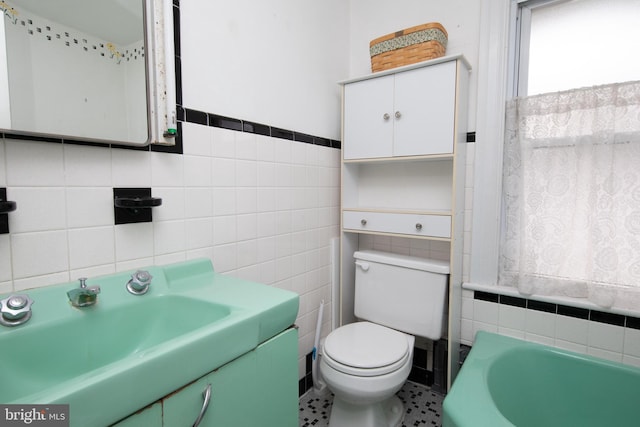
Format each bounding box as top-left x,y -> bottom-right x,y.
323,322 -> 411,377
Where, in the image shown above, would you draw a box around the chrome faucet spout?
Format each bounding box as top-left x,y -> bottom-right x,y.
67,278 -> 101,307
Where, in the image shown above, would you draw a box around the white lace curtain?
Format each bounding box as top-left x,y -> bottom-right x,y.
500,80 -> 640,311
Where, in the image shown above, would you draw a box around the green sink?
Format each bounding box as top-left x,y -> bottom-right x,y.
0,296 -> 232,403
0,259 -> 299,427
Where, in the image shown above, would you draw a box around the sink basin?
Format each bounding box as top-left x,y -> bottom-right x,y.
0,296 -> 231,403
0,259 -> 299,426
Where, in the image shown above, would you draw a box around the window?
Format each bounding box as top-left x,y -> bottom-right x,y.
514,0 -> 640,96
499,0 -> 640,311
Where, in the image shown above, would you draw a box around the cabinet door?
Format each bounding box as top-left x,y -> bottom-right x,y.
343,74 -> 394,160
161,329 -> 297,427
162,351 -> 258,427
252,328 -> 298,427
393,61 -> 457,156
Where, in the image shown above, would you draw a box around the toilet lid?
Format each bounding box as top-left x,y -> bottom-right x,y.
323,322 -> 410,376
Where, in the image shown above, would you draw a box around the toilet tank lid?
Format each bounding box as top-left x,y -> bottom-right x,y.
354,250 -> 450,274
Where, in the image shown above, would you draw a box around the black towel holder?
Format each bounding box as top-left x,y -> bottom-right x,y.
114,197 -> 163,209
0,201 -> 16,214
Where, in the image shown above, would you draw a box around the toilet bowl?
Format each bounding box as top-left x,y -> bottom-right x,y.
320,322 -> 415,427
321,250 -> 449,427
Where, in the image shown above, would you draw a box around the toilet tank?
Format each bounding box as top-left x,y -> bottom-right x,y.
353,250 -> 449,340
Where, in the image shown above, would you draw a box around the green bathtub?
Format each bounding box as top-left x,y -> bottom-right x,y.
443,331 -> 640,427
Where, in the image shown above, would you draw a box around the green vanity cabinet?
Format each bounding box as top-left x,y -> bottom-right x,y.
112,402 -> 162,426
163,348 -> 258,426
113,327 -> 298,427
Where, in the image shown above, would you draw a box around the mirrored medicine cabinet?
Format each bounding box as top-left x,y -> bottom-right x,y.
0,0 -> 176,146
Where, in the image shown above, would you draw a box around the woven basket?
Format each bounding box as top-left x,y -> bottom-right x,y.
370,23 -> 448,73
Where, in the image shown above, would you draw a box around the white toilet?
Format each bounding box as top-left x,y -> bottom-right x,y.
320,250 -> 449,427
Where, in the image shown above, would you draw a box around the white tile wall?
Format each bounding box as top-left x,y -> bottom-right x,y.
0,123 -> 341,382
461,292 -> 640,367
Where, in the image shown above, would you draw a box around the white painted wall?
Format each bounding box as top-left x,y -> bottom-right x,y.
180,0 -> 349,140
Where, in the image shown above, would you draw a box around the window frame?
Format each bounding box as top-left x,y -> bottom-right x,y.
509,0 -> 569,98
469,0 -> 571,288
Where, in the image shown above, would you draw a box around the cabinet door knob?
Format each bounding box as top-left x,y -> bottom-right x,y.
395,111 -> 402,119
361,219 -> 367,226
415,223 -> 422,230
383,113 -> 390,121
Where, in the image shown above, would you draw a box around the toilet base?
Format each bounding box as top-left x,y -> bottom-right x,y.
329,394 -> 404,427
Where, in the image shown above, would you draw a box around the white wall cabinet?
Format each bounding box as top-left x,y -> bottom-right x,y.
339,56 -> 470,390
343,60 -> 457,160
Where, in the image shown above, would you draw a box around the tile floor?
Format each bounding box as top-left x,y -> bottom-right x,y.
299,381 -> 444,427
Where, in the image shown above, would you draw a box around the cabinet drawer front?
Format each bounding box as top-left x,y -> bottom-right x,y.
343,211 -> 451,238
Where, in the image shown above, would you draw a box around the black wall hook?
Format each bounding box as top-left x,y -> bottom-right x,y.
0,188 -> 16,234
113,188 -> 162,225
114,196 -> 163,209
0,200 -> 16,214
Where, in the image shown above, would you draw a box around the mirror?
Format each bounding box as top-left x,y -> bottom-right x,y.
0,0 -> 153,146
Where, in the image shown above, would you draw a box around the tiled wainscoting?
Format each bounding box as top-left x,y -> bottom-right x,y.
0,118 -> 341,389
462,290 -> 640,366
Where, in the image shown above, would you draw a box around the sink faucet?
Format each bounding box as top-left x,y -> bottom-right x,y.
67,278 -> 101,307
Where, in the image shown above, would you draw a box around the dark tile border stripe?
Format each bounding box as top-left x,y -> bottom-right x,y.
180,107 -> 342,150
527,299 -> 556,314
209,114 -> 242,131
474,291 -> 499,303
627,316 -> 640,330
294,132 -> 315,144
243,121 -> 271,136
557,304 -> 589,320
185,108 -> 208,126
590,310 -> 625,327
500,295 -> 526,308
474,290 -> 640,328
